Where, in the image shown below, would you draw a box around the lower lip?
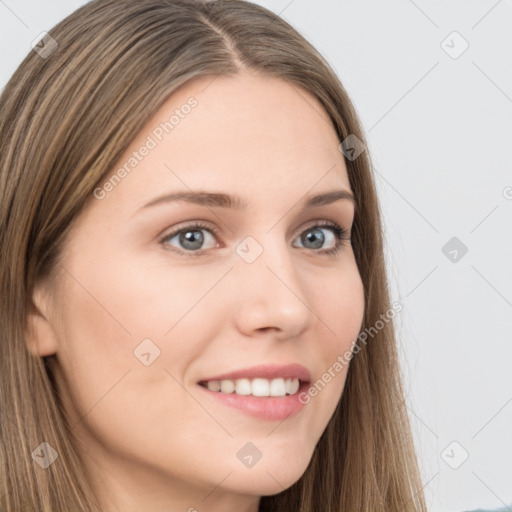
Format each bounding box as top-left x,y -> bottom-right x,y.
197,381 -> 309,421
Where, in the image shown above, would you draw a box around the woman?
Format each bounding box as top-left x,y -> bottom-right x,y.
0,0 -> 427,510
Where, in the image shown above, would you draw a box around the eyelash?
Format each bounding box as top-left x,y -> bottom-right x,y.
158,220 -> 351,258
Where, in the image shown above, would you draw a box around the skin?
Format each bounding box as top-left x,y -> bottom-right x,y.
27,69 -> 365,512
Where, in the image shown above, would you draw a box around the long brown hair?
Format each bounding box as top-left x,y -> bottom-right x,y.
0,1 -> 427,510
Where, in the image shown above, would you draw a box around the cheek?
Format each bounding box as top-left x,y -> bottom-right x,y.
51,267 -> 215,477
311,258 -> 365,356
301,262 -> 365,418
52,251 -> 222,436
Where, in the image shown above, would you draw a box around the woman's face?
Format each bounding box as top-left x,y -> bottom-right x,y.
31,70 -> 365,511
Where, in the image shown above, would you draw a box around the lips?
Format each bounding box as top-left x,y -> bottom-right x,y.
196,363 -> 312,421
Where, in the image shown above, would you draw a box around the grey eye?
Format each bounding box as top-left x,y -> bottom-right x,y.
162,226 -> 217,252
295,226 -> 336,250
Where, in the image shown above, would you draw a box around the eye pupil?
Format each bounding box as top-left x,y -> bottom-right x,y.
302,228 -> 325,249
181,230 -> 204,250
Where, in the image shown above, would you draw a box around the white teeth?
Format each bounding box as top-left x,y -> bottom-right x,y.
235,378 -> 251,395
220,380 -> 235,394
206,380 -> 220,392
251,378 -> 270,396
286,378 -> 300,395
269,378 -> 286,396
203,377 -> 301,397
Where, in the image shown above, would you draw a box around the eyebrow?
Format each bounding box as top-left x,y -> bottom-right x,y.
135,188 -> 356,215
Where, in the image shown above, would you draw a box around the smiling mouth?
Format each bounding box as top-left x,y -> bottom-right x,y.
198,377 -> 304,397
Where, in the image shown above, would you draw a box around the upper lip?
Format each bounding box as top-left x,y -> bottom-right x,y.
198,364 -> 311,383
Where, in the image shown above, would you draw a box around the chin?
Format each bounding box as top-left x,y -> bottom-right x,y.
223,454 -> 311,496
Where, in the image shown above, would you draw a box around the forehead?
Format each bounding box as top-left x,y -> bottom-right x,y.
94,70 -> 351,215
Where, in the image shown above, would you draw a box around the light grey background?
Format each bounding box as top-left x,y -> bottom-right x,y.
1,1 -> 511,511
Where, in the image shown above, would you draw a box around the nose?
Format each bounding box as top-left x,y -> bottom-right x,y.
231,236 -> 316,340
